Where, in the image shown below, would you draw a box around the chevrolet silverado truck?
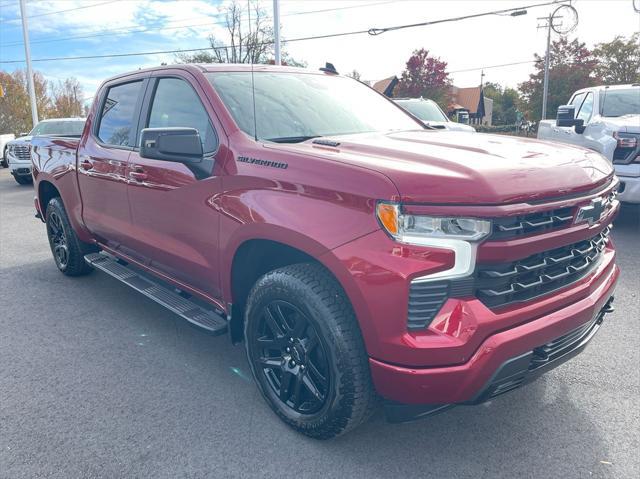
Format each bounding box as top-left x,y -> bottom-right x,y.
5,118 -> 85,184
31,64 -> 619,439
538,84 -> 640,204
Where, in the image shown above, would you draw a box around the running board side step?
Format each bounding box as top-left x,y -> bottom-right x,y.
85,252 -> 228,335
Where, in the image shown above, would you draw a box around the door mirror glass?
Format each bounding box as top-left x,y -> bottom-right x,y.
139,128 -> 203,163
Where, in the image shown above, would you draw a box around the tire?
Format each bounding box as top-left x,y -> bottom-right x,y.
244,263 -> 377,439
14,175 -> 32,185
45,197 -> 95,276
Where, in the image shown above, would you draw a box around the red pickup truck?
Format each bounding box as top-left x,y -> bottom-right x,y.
31,64 -> 619,439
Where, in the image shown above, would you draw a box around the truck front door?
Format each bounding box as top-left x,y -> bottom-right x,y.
125,73 -> 226,300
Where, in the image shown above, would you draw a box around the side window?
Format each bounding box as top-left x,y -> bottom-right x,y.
148,78 -> 217,153
576,92 -> 594,123
570,92 -> 585,109
97,81 -> 143,147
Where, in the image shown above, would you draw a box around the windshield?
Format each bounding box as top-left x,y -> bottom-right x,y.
600,88 -> 640,117
30,120 -> 85,136
395,99 -> 448,122
207,72 -> 421,142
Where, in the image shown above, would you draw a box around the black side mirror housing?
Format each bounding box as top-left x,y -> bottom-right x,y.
556,105 -> 585,133
139,128 -> 203,163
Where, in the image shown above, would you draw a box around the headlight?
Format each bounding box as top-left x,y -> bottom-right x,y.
376,203 -> 491,244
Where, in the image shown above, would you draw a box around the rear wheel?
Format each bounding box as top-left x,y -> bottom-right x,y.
45,197 -> 95,276
245,263 -> 377,439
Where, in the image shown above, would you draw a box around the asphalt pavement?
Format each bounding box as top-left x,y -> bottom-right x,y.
1,168 -> 638,479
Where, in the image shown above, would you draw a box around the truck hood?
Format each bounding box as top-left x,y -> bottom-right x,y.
7,135 -> 33,145
602,114 -> 640,134
277,130 -> 613,204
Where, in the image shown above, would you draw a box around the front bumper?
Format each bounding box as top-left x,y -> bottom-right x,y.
7,152 -> 32,176
384,295 -> 615,422
371,260 -> 618,418
617,175 -> 640,204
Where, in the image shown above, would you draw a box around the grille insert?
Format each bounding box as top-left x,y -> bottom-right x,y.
476,227 -> 610,308
407,281 -> 449,330
12,144 -> 31,162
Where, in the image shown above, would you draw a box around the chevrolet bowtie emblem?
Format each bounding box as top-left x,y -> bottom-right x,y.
574,198 -> 605,225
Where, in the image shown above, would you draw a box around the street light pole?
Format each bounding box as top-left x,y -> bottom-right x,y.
273,0 -> 281,65
541,13 -> 552,120
19,0 -> 39,128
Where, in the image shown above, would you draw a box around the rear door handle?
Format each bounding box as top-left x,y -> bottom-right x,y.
79,158 -> 93,170
129,165 -> 147,182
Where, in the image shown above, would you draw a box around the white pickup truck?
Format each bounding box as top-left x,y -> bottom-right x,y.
538,84 -> 640,204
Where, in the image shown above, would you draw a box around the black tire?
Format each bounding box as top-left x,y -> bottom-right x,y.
14,175 -> 32,185
45,197 -> 95,276
244,263 -> 377,439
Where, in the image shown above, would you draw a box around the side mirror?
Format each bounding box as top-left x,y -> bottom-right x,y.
556,105 -> 585,133
139,128 -> 203,163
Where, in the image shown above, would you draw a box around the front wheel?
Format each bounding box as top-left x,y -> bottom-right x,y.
45,197 -> 95,276
244,263 -> 377,439
14,175 -> 32,185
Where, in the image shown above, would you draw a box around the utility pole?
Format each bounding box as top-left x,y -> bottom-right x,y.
540,13 -> 552,120
19,0 -> 39,128
273,0 -> 281,65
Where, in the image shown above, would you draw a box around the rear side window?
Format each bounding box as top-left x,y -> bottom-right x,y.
148,78 -> 217,153
97,81 -> 143,147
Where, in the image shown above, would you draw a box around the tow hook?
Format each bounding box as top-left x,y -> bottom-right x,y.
603,296 -> 615,314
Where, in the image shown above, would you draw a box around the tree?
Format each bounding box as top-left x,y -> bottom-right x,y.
51,77 -> 84,118
483,82 -> 521,125
519,37 -> 599,120
594,33 -> 640,84
177,0 -> 303,65
0,69 -> 51,134
395,49 -> 450,108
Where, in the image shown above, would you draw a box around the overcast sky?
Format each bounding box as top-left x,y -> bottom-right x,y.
0,0 -> 639,101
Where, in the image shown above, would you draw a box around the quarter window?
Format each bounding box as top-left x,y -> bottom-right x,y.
97,81 -> 143,147
148,78 -> 217,153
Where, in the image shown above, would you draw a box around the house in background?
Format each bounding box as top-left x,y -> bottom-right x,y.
372,76 -> 399,97
370,76 -> 493,126
448,86 -> 493,126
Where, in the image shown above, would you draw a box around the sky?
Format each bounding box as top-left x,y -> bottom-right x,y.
0,0 -> 639,103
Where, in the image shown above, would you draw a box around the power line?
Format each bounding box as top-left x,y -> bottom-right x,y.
26,0 -> 120,19
449,60 -> 542,74
0,0 -> 391,42
368,0 -> 568,35
0,1 -> 562,65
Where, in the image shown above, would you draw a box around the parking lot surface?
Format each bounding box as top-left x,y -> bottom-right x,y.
1,168 -> 638,479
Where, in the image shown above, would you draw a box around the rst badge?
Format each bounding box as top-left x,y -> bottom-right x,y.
574,198 -> 605,225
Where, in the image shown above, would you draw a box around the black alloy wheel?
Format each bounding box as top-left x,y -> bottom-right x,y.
251,300 -> 330,414
47,210 -> 69,270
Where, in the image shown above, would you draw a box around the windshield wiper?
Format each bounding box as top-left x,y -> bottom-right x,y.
266,135 -> 322,143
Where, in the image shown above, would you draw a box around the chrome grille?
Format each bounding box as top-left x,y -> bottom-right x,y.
476,226 -> 611,308
12,144 -> 31,162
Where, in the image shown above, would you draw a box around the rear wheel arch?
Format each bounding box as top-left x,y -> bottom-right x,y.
38,180 -> 61,214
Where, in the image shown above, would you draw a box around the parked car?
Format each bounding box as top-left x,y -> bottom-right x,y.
394,97 -> 476,132
1,133 -> 16,168
538,84 -> 640,203
5,118 -> 85,184
32,64 -> 619,438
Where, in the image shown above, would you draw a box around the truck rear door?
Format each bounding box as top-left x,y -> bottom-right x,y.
124,72 -> 227,300
78,77 -> 147,249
